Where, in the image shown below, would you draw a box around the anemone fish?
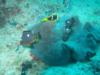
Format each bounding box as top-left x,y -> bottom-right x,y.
41,14 -> 58,22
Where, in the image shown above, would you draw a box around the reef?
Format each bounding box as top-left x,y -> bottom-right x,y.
0,0 -> 100,75
91,60 -> 100,75
0,0 -> 21,28
20,16 -> 100,66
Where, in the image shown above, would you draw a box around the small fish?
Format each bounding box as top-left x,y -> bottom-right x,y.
41,14 -> 58,22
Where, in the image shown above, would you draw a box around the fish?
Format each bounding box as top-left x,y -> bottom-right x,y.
41,14 -> 58,22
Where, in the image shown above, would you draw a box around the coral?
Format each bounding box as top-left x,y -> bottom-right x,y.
62,16 -> 80,41
21,61 -> 32,75
0,0 -> 21,28
24,16 -> 100,66
90,60 -> 100,75
20,30 -> 42,47
84,22 -> 100,49
20,30 -> 35,46
0,0 -> 100,75
1,6 -> 21,18
65,20 -> 100,62
30,21 -> 73,66
0,14 -> 7,28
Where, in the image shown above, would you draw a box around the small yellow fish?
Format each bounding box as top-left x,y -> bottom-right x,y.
41,14 -> 58,22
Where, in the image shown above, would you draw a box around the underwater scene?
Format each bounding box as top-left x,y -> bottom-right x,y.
0,0 -> 100,75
